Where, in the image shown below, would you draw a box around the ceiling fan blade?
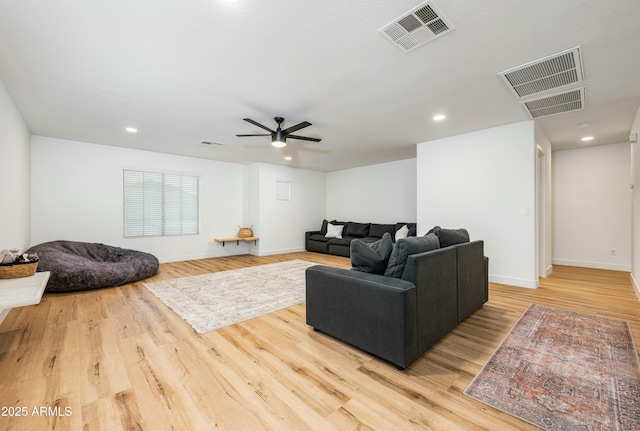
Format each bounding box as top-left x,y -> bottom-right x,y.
288,134 -> 322,142
243,118 -> 274,133
236,134 -> 271,137
282,121 -> 312,134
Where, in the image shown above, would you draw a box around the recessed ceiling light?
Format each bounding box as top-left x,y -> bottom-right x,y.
284,156 -> 292,161
433,114 -> 446,122
581,136 -> 594,142
125,127 -> 138,133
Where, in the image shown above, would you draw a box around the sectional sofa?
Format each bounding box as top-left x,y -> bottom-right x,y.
305,227 -> 488,369
305,220 -> 416,257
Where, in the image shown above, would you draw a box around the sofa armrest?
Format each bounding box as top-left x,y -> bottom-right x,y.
454,240 -> 488,322
405,247 -> 458,353
305,230 -> 322,247
305,230 -> 322,240
306,265 -> 417,368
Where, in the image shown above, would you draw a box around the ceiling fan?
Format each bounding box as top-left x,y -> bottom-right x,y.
236,117 -> 321,148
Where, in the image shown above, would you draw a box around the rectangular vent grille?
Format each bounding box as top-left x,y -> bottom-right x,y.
379,1 -> 454,53
498,47 -> 584,99
520,87 -> 586,119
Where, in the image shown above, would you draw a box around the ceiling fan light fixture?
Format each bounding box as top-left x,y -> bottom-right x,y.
272,129 -> 286,147
236,117 -> 320,147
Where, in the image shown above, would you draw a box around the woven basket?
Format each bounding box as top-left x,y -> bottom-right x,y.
237,227 -> 254,238
0,262 -> 38,279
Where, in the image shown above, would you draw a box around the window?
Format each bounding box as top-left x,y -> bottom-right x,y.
276,180 -> 291,201
123,169 -> 199,237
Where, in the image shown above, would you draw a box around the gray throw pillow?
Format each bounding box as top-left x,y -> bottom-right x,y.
350,233 -> 393,274
383,233 -> 440,278
435,227 -> 470,247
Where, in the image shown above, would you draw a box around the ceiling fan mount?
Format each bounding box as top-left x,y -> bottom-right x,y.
236,116 -> 321,148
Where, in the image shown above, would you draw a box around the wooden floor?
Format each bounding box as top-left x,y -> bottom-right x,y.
0,252 -> 638,430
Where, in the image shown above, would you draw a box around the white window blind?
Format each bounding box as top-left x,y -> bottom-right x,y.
123,169 -> 199,237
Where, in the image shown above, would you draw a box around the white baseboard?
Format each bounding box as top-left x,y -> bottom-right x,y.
253,247 -> 306,257
545,265 -> 554,277
0,308 -> 10,326
157,246 -> 307,262
632,273 -> 640,299
489,274 -> 538,289
552,258 -> 631,272
158,249 -> 248,263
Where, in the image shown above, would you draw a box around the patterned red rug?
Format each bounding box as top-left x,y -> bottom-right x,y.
464,304 -> 640,430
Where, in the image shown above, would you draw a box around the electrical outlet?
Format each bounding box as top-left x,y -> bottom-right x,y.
611,248 -> 616,256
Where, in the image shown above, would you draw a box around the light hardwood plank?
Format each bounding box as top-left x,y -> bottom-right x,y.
0,252 -> 638,430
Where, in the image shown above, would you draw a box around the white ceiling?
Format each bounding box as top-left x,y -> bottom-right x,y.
1,0 -> 639,172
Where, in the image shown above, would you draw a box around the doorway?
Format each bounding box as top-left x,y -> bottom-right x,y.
537,146 -> 548,279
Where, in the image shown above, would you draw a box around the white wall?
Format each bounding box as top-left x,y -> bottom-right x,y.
0,80 -> 31,252
629,105 -> 640,293
553,142 -> 632,272
251,163 -> 326,255
326,159 -> 417,223
31,136 -> 249,262
417,121 -> 538,288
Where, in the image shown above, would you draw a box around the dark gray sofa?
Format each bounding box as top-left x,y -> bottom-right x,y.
305,220 -> 416,257
305,234 -> 488,369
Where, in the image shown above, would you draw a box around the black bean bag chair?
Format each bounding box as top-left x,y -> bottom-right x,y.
26,240 -> 159,293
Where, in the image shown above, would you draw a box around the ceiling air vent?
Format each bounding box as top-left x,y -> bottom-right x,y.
520,87 -> 586,119
498,47 -> 584,99
379,1 -> 454,53
200,140 -> 224,146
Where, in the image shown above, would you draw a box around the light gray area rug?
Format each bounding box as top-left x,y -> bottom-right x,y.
144,260 -> 317,334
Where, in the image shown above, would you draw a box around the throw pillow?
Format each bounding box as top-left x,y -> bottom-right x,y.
384,233 -> 440,279
396,222 -> 417,237
350,233 -> 393,274
325,223 -> 344,239
395,224 -> 409,241
369,223 -> 395,239
320,219 -> 329,235
435,227 -> 470,247
344,222 -> 370,238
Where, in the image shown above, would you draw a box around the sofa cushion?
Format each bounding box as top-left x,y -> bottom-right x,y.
384,234 -> 440,279
327,243 -> 351,257
369,223 -> 395,239
327,236 -> 355,247
360,237 -> 383,244
395,223 -> 417,237
344,222 -> 370,238
350,233 -> 393,275
325,223 -> 344,239
309,233 -> 330,243
428,226 -> 470,247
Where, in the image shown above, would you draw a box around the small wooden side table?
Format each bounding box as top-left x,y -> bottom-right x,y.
214,237 -> 259,247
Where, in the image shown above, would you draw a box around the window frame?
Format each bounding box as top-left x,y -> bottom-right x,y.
122,169 -> 200,238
